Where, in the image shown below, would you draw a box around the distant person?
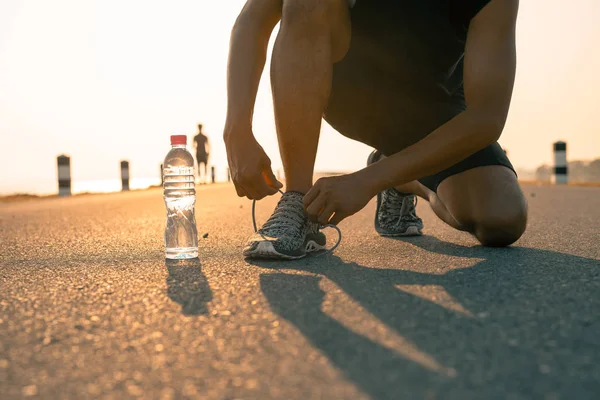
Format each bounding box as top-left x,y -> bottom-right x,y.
225,0 -> 527,260
193,124 -> 210,182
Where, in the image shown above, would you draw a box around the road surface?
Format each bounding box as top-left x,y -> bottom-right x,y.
1,183 -> 599,399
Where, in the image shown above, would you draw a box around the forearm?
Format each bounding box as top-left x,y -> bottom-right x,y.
224,16 -> 276,139
361,110 -> 503,194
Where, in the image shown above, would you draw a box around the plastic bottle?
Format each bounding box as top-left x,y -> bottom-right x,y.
163,135 -> 198,259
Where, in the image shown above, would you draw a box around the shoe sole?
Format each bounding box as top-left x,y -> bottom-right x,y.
243,240 -> 326,260
377,225 -> 423,237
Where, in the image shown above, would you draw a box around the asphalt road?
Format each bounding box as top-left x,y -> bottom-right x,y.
1,183 -> 599,399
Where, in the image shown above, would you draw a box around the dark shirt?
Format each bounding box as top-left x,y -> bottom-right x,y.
194,134 -> 208,159
325,0 -> 493,154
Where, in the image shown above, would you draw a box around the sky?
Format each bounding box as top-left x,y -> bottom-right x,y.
0,0 -> 599,195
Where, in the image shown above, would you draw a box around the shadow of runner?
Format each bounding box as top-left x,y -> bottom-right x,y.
261,274 -> 451,399
166,258 -> 213,316
254,239 -> 600,399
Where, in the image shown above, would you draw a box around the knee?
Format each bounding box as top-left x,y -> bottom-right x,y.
472,205 -> 528,247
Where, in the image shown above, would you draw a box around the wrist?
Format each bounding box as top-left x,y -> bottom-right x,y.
223,121 -> 253,143
358,161 -> 403,196
353,168 -> 385,198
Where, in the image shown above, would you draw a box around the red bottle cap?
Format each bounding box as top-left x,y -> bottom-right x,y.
170,135 -> 187,145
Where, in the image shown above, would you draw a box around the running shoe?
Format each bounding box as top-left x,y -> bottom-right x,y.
367,150 -> 424,236
243,191 -> 326,259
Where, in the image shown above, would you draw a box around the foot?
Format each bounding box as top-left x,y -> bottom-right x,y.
243,191 -> 326,260
367,150 -> 424,236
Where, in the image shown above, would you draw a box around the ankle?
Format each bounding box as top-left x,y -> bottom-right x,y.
285,183 -> 311,195
394,181 -> 430,200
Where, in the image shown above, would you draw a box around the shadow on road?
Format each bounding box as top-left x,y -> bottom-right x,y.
165,258 -> 213,316
255,236 -> 600,399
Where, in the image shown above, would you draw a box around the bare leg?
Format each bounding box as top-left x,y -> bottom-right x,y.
395,166 -> 527,246
436,166 -> 527,246
395,181 -> 466,231
271,0 -> 351,194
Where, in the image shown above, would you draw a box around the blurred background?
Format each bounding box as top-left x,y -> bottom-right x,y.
0,0 -> 599,196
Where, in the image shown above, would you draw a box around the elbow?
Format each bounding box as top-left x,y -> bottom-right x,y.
486,118 -> 504,143
232,11 -> 251,35
229,12 -> 268,54
232,6 -> 263,36
232,5 -> 279,37
468,109 -> 507,145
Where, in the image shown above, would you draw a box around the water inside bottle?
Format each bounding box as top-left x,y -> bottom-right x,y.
164,165 -> 198,259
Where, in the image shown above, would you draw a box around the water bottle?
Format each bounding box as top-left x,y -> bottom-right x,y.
163,135 -> 198,259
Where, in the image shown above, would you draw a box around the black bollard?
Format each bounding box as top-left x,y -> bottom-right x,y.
57,155 -> 72,196
553,141 -> 567,184
121,160 -> 130,191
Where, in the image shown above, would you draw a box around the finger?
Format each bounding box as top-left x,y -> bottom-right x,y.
303,184 -> 321,209
254,178 -> 279,200
240,183 -> 261,200
305,194 -> 327,221
261,155 -> 284,189
317,204 -> 336,225
243,173 -> 278,200
263,169 -> 283,189
329,212 -> 347,226
234,182 -> 247,198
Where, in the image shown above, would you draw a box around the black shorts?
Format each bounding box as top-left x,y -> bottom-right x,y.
417,142 -> 515,192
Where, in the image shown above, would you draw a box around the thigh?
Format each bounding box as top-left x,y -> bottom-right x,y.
436,165 -> 527,231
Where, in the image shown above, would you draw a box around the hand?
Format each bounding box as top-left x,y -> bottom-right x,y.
225,131 -> 283,200
303,173 -> 375,226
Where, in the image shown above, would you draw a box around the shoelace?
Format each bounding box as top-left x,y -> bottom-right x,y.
399,195 -> 419,221
382,190 -> 418,222
251,190 -> 342,256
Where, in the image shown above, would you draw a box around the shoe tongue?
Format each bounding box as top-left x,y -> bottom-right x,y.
383,188 -> 402,201
275,191 -> 304,212
283,190 -> 305,198
391,188 -> 409,196
260,191 -> 306,233
280,191 -> 304,205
